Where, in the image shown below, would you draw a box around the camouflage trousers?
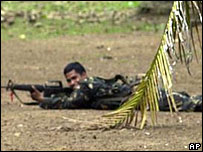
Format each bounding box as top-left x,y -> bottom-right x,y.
126,75 -> 202,112
155,90 -> 202,112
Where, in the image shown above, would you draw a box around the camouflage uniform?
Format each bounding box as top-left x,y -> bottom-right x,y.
39,76 -> 132,110
39,75 -> 202,112
157,89 -> 202,112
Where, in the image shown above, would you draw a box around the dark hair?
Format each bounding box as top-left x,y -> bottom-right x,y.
63,62 -> 86,75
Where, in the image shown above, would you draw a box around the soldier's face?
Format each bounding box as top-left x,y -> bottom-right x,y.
65,70 -> 87,89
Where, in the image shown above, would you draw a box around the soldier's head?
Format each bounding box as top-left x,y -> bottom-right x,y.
64,62 -> 87,89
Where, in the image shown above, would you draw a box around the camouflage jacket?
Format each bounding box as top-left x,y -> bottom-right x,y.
39,76 -> 133,110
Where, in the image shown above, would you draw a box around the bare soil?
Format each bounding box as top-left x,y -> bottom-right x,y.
1,29 -> 202,151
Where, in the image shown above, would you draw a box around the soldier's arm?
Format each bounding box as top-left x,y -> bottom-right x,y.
39,85 -> 92,109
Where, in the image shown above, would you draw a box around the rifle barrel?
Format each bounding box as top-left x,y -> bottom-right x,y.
13,84 -> 45,92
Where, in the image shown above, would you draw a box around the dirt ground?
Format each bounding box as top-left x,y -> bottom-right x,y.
1,29 -> 202,151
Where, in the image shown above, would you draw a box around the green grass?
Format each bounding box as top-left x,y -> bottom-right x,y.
1,1 -> 165,41
1,19 -> 135,40
2,1 -> 141,13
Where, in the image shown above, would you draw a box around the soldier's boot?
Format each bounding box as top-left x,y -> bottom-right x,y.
191,95 -> 202,112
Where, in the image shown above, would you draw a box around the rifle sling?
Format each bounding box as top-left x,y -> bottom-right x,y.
12,90 -> 39,106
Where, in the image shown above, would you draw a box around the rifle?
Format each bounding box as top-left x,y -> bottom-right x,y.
1,80 -> 73,105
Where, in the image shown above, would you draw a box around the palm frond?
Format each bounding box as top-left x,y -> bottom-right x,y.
101,1 -> 202,129
168,1 -> 202,74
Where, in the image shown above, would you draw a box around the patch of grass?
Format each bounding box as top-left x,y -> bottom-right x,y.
1,19 -> 165,41
135,23 -> 166,32
1,19 -> 136,41
1,1 -> 141,13
1,1 -> 165,41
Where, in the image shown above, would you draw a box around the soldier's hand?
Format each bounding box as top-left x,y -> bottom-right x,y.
31,85 -> 44,102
